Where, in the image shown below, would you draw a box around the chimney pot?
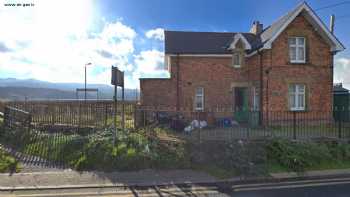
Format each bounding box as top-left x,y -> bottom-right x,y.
250,21 -> 263,35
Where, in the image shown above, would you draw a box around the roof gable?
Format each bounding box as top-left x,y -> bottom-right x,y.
164,2 -> 345,55
228,33 -> 252,50
261,2 -> 345,52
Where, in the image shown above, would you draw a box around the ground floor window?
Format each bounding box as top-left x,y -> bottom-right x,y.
289,84 -> 305,111
195,87 -> 204,111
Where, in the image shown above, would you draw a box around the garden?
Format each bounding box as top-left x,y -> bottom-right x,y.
2,103 -> 350,179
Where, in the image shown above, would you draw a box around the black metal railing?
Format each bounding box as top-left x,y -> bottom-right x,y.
135,107 -> 350,141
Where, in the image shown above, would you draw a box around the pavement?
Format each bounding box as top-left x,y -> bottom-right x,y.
2,168 -> 350,196
0,169 -> 218,190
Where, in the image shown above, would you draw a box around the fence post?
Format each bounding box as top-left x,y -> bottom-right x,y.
338,110 -> 342,139
293,111 -> 296,140
104,104 -> 108,127
247,110 -> 250,139
3,106 -> 9,128
198,112 -> 202,143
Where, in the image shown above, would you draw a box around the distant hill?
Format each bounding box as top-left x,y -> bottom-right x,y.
0,86 -> 76,100
0,78 -> 139,101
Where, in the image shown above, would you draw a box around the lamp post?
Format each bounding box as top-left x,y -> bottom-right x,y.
84,62 -> 92,101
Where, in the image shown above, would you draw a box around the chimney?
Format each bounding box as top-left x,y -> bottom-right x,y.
250,21 -> 263,35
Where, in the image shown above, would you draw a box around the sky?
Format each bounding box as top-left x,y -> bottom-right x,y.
0,0 -> 350,89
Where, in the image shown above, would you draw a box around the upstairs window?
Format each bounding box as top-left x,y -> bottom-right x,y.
289,37 -> 305,63
232,52 -> 241,68
289,84 -> 306,111
195,87 -> 204,111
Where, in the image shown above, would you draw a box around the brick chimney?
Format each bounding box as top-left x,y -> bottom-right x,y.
250,21 -> 263,35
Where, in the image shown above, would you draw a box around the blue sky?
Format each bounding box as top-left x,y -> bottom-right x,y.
1,0 -> 350,88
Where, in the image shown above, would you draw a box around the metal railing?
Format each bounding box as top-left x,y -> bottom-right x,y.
135,107 -> 350,141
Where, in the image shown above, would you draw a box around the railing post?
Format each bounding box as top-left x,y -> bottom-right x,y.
293,111 -> 296,140
338,110 -> 342,139
104,104 -> 108,127
197,112 -> 201,143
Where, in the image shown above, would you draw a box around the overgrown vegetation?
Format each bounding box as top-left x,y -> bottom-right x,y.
2,119 -> 350,176
0,149 -> 21,173
267,139 -> 350,173
188,138 -> 350,178
1,127 -> 190,172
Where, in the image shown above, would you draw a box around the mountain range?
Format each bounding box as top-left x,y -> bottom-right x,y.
0,78 -> 139,101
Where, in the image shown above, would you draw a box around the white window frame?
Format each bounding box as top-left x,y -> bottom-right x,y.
289,84 -> 306,111
195,87 -> 204,111
232,52 -> 241,68
289,37 -> 306,63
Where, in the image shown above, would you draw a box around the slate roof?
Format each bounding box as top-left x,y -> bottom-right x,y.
164,31 -> 261,54
334,84 -> 350,94
164,2 -> 344,55
164,6 -> 296,55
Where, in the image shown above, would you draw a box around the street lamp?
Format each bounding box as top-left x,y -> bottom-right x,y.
85,62 -> 92,101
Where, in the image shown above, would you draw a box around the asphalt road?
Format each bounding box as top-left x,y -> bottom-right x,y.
230,182 -> 350,197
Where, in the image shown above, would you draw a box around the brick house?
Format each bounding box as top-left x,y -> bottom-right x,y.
140,2 -> 345,124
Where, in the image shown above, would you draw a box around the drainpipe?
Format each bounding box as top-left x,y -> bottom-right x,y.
331,51 -> 334,111
259,51 -> 263,126
330,14 -> 335,112
176,54 -> 180,112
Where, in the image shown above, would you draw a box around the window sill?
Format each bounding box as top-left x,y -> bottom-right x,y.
289,109 -> 307,112
288,61 -> 307,65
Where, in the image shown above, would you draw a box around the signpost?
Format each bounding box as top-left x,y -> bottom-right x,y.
111,66 -> 125,145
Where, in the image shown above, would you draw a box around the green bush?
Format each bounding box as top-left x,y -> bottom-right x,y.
266,139 -> 350,172
53,128 -> 190,171
223,140 -> 268,176
0,149 -> 21,173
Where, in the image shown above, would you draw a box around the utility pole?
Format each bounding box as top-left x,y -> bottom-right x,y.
84,63 -> 92,102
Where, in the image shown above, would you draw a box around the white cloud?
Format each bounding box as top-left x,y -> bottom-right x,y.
145,28 -> 164,41
0,0 -> 137,85
129,49 -> 169,88
100,21 -> 136,40
334,57 -> 350,89
0,1 -> 170,89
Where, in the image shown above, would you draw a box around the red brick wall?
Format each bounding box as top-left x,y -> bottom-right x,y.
140,14 -> 332,118
178,56 -> 250,110
260,14 -> 332,113
140,78 -> 177,108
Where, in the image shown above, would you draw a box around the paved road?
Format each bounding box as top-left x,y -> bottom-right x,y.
231,182 -> 350,197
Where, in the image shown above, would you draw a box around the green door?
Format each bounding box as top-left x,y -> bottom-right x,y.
234,87 -> 249,122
